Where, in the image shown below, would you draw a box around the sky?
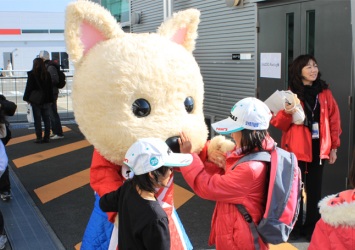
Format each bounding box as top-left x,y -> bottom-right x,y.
0,0 -> 76,12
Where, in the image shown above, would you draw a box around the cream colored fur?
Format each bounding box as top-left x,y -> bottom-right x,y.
65,0 -> 211,165
318,194 -> 355,227
208,135 -> 235,155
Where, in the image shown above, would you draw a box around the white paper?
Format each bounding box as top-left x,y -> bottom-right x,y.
264,90 -> 305,124
260,53 -> 281,79
264,90 -> 284,113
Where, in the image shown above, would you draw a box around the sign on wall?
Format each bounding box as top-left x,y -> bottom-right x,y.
260,53 -> 281,79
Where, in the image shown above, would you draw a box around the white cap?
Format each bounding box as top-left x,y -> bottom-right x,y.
212,97 -> 272,135
123,138 -> 192,175
38,50 -> 50,60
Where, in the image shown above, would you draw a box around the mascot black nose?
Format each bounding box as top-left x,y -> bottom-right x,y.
165,136 -> 180,153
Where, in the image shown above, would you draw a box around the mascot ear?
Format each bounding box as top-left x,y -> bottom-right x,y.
157,9 -> 200,53
65,1 -> 124,64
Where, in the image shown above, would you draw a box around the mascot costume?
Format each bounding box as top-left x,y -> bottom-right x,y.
65,1 -> 234,249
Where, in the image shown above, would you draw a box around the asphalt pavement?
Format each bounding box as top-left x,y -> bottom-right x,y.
0,122 -> 310,250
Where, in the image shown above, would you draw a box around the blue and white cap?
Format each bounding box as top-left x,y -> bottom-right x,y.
123,138 -> 192,175
212,97 -> 272,135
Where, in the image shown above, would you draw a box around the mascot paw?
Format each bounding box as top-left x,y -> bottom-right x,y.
208,135 -> 235,155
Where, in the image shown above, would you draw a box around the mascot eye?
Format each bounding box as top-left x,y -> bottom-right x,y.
132,98 -> 151,117
184,96 -> 194,113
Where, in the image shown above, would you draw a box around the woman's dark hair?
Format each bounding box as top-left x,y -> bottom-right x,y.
240,129 -> 268,154
288,54 -> 328,100
348,148 -> 355,188
130,166 -> 171,193
32,58 -> 48,82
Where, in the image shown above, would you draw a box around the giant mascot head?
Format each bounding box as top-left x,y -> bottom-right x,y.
65,0 -> 209,164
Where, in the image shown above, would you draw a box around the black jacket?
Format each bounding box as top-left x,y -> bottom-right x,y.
45,60 -> 59,95
23,71 -> 54,104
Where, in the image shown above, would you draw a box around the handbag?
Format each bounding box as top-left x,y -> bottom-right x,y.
29,90 -> 44,105
0,95 -> 17,116
26,104 -> 34,123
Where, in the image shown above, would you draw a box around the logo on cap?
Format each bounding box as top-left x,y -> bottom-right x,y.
150,157 -> 159,166
230,114 -> 238,121
245,121 -> 260,127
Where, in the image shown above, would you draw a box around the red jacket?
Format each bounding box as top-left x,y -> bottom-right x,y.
180,136 -> 276,250
309,189 -> 355,250
270,89 -> 341,162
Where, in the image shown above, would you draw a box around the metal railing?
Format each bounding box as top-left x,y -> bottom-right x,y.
0,71 -> 74,123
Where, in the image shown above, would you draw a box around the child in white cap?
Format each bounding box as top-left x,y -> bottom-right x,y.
179,97 -> 274,250
99,138 -> 192,250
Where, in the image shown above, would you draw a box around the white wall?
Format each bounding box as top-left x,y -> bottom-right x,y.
0,11 -> 68,73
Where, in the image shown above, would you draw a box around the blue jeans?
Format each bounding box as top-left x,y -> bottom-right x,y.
31,103 -> 51,139
49,93 -> 63,136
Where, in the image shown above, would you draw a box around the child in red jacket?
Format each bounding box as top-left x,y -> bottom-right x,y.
309,148 -> 355,250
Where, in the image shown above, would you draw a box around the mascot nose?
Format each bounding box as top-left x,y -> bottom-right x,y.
165,136 -> 180,153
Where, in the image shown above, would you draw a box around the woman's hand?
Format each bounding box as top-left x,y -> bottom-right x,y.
178,131 -> 192,154
208,150 -> 226,170
284,103 -> 296,115
329,149 -> 337,164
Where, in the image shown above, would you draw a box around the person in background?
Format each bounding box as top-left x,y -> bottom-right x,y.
5,61 -> 12,77
0,110 -> 9,248
308,148 -> 355,250
179,97 -> 273,250
23,58 -> 53,143
38,50 -> 64,140
99,138 -> 192,250
271,54 -> 342,241
0,95 -> 16,201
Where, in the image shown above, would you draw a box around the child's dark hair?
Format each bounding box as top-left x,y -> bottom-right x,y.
130,166 -> 171,193
240,129 -> 268,154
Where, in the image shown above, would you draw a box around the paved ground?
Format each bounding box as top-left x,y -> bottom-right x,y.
0,122 -> 310,249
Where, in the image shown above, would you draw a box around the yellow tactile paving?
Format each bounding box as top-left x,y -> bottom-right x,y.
270,243 -> 298,249
12,140 -> 91,168
75,243 -> 81,250
7,126 -> 71,146
34,168 -> 90,203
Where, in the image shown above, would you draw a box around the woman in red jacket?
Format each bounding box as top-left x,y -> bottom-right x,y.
308,148 -> 355,250
270,54 -> 342,240
179,97 -> 273,250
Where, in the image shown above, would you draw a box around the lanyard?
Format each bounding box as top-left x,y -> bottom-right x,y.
305,94 -> 318,119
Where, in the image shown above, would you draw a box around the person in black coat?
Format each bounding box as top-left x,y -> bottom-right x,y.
23,58 -> 54,143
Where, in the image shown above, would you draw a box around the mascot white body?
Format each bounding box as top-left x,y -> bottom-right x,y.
65,1 -> 234,249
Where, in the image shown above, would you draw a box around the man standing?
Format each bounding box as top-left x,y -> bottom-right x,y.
39,50 -> 64,139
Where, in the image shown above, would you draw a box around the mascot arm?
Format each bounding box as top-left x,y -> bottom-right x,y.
90,149 -> 124,222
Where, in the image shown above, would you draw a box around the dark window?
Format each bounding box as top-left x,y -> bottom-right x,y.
50,29 -> 64,33
22,29 -> 48,34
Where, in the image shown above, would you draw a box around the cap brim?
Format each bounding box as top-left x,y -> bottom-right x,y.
164,153 -> 193,167
211,117 -> 244,135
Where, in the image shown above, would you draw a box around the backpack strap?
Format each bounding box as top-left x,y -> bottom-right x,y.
231,151 -> 271,170
236,204 -> 261,250
233,151 -> 271,250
